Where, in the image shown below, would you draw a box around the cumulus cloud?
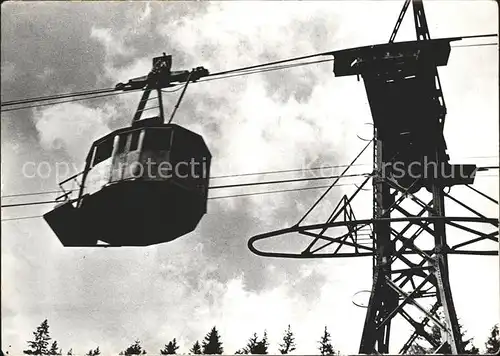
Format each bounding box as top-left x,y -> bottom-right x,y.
33,102 -> 115,161
90,27 -> 133,58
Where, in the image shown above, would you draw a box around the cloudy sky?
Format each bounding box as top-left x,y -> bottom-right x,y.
1,1 -> 498,355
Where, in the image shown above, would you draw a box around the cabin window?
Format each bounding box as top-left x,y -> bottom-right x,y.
116,134 -> 129,154
129,131 -> 141,151
143,129 -> 171,151
92,138 -> 113,166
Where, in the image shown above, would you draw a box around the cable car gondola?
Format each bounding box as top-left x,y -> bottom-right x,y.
44,54 -> 211,247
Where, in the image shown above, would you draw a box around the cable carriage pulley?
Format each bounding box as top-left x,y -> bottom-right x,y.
44,54 -> 212,247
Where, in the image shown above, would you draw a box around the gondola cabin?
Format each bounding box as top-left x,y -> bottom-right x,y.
44,116 -> 211,246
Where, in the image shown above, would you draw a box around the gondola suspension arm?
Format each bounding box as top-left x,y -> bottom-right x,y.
114,53 -> 209,123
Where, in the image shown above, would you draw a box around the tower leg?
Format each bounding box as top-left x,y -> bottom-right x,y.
359,139 -> 463,354
359,137 -> 399,354
430,184 -> 462,354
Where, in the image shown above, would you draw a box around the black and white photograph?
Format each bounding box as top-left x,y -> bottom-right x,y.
1,1 -> 499,355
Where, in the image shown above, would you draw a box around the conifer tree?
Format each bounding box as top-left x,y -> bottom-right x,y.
318,326 -> 335,356
202,327 -> 223,354
189,341 -> 202,355
236,333 -> 257,354
278,325 -> 296,354
407,322 -> 479,354
24,319 -> 53,355
84,347 -> 100,356
254,331 -> 269,355
237,332 -> 269,354
247,333 -> 259,354
121,341 -> 146,355
485,324 -> 499,354
49,341 -> 61,355
160,339 -> 179,355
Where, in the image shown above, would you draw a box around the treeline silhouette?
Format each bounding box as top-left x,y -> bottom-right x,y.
4,319 -> 499,355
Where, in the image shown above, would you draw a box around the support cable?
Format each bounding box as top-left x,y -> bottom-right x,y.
1,87 -> 117,107
2,40 -> 496,113
1,173 -> 369,209
3,33 -> 495,110
1,161 -> 497,199
168,70 -> 194,124
1,182 -> 360,221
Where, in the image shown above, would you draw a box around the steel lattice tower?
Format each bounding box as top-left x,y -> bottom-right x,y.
248,1 -> 498,354
359,1 -> 462,352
